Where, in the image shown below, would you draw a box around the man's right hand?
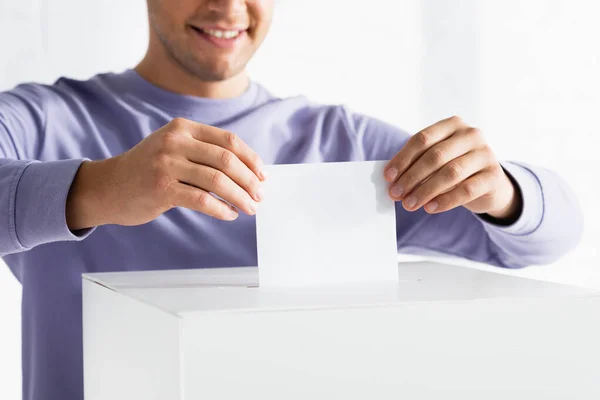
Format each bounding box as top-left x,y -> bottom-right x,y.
66,118 -> 266,230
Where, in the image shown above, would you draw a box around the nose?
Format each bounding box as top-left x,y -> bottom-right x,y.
206,0 -> 248,15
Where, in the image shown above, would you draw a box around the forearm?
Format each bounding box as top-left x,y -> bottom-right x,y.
0,158 -> 95,256
479,162 -> 583,268
397,162 -> 583,269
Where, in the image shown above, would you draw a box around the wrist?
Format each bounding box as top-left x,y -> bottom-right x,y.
66,158 -> 118,230
486,173 -> 523,222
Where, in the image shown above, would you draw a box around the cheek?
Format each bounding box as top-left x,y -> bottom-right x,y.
249,0 -> 274,37
152,0 -> 196,32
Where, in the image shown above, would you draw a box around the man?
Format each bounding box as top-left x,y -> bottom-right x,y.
0,0 -> 582,399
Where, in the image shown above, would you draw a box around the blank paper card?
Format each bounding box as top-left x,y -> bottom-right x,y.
256,161 -> 398,287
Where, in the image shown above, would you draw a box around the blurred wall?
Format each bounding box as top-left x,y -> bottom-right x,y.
1,0 -> 599,398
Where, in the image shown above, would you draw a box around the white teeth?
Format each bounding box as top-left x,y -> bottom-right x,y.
203,29 -> 241,39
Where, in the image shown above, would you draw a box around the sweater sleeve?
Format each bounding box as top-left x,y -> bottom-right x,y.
346,108 -> 583,268
0,85 -> 94,256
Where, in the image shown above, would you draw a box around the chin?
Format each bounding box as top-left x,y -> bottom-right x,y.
188,59 -> 244,82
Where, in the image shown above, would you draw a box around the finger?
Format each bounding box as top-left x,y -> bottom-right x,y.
185,121 -> 267,181
181,138 -> 263,202
424,170 -> 495,214
173,160 -> 258,216
384,116 -> 466,183
401,149 -> 492,211
170,182 -> 240,221
388,127 -> 482,201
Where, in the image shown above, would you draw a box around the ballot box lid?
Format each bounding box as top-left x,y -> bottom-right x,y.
82,261 -> 597,316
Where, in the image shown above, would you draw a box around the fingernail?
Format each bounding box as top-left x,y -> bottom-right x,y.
255,186 -> 264,201
385,167 -> 399,181
390,184 -> 404,198
426,201 -> 438,212
404,196 -> 417,209
259,168 -> 268,180
228,206 -> 239,220
248,200 -> 258,215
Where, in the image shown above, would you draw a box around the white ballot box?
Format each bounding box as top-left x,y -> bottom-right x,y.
82,262 -> 600,399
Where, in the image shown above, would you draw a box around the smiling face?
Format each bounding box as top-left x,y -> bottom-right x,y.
146,0 -> 273,82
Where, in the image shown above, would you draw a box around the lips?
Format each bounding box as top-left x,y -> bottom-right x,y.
190,25 -> 249,49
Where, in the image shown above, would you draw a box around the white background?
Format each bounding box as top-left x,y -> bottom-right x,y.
1,0 -> 599,398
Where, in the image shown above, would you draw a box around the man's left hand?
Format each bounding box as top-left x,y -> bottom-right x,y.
384,116 -> 521,220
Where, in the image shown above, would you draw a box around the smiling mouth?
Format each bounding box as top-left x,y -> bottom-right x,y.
190,26 -> 248,40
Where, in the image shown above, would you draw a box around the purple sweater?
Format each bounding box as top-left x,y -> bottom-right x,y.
0,70 -> 582,400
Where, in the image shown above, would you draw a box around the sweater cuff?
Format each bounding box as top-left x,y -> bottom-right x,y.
476,161 -> 544,236
14,159 -> 95,249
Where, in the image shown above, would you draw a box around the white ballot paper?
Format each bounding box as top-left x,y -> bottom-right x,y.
256,161 -> 398,287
